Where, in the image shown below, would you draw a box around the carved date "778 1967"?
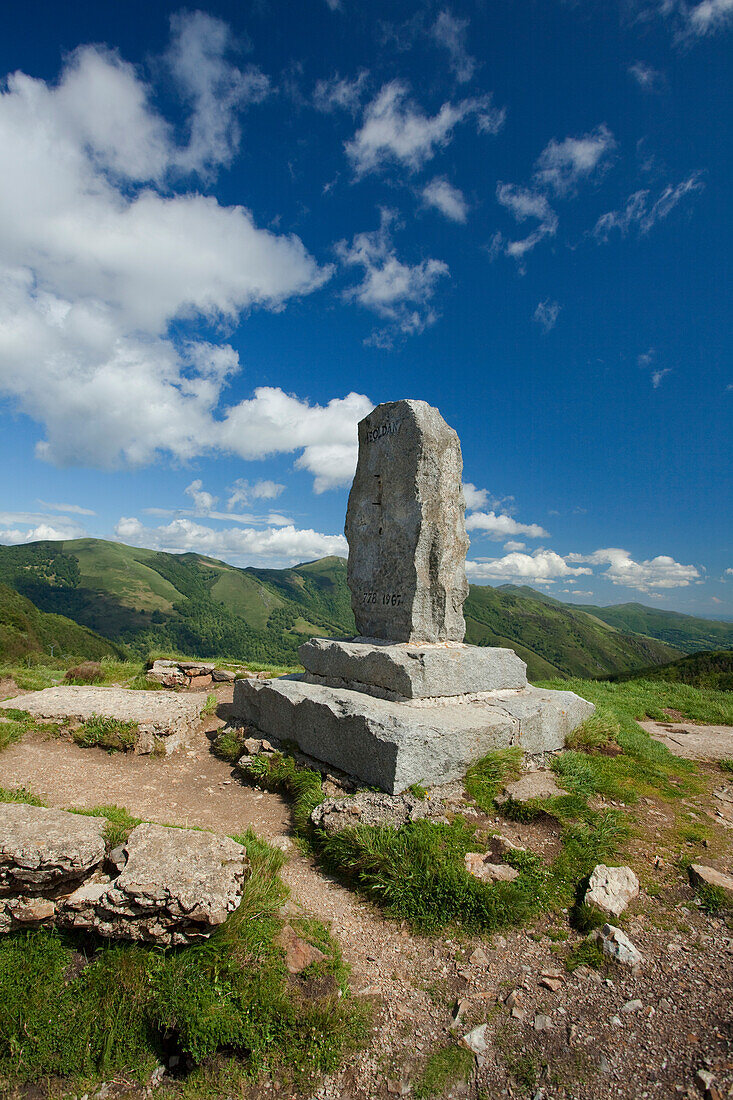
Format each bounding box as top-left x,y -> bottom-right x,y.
363,592 -> 403,606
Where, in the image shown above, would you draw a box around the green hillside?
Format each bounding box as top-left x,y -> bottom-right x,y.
574,601 -> 733,653
0,538 -> 699,680
0,583 -> 121,662
608,648 -> 733,691
0,540 -> 352,666
464,584 -> 681,680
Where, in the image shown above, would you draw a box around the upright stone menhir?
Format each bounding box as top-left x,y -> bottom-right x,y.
231,398 -> 595,793
346,400 -> 469,643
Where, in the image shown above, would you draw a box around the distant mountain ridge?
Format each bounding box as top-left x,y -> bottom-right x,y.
0,538 -> 709,680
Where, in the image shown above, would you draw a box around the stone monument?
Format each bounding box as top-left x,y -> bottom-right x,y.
232,399 -> 594,793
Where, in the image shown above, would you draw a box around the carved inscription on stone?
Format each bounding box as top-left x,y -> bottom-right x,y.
345,399 -> 469,643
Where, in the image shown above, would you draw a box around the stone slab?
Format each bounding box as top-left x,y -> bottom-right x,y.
0,803 -> 106,894
232,675 -> 594,794
345,399 -> 469,643
298,637 -> 527,699
59,822 -> 250,945
0,686 -> 208,754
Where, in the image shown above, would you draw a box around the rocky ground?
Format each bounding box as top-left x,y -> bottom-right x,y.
0,679 -> 731,1100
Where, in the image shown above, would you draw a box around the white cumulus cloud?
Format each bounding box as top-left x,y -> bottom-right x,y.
0,19 -> 342,487
568,548 -> 700,590
465,511 -> 549,540
466,550 -> 592,583
345,80 -> 504,176
422,177 -> 468,222
114,516 -> 347,569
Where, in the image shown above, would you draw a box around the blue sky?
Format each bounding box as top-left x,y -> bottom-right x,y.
0,0 -> 730,615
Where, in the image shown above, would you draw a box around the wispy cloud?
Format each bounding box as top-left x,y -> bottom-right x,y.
533,124 -> 616,196
431,11 -> 477,83
652,367 -> 672,387
533,299 -> 561,332
337,209 -> 450,345
594,172 -> 704,240
493,125 -> 614,265
37,500 -> 96,516
628,61 -> 664,89
313,71 -> 368,114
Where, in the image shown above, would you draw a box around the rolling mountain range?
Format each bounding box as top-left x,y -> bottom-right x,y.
0,538 -> 729,678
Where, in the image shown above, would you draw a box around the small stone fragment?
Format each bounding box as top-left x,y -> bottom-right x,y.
540,976 -> 563,992
621,999 -> 643,1013
275,924 -> 326,975
595,924 -> 643,973
469,946 -> 489,966
506,989 -> 523,1009
688,864 -> 733,895
464,853 -> 519,884
585,865 -> 640,918
533,1014 -> 553,1031
461,1023 -> 488,1054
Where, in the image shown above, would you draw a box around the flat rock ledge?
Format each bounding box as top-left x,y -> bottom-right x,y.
0,804 -> 249,944
0,686 -> 208,755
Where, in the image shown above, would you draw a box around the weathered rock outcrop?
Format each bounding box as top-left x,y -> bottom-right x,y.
0,803 -> 106,894
61,823 -> 249,945
310,790 -> 447,834
0,686 -> 207,755
0,804 -> 249,944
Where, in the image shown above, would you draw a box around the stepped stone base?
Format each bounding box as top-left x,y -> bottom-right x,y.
232,675 -> 594,794
299,637 -> 527,700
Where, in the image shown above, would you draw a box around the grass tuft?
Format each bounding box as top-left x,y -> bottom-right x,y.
0,785 -> 45,805
464,747 -> 522,812
70,804 -> 142,847
0,821 -> 369,1090
414,1043 -> 474,1099
72,714 -> 138,752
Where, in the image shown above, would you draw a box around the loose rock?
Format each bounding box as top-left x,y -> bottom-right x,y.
585,865 -> 640,918
595,924 -> 643,973
464,852 -> 519,883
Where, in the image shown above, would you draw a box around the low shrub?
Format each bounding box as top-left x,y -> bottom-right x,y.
64,661 -> 104,684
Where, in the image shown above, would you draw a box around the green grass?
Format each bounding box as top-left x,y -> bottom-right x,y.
0,785 -> 45,805
544,677 -> 733,727
537,680 -> 705,806
414,1043 -> 474,1098
719,759 -> 733,774
70,804 -> 142,846
72,714 -> 139,752
242,750 -> 627,935
695,883 -> 729,915
0,708 -> 66,753
564,938 -> 605,972
464,747 -> 522,811
0,827 -> 369,1090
